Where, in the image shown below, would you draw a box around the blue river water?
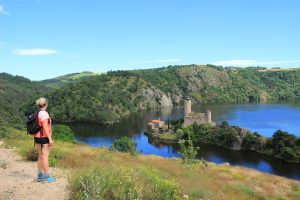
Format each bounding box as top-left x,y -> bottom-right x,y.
70,102 -> 300,180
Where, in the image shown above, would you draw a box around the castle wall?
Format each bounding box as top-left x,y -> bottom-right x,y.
206,110 -> 212,123
184,99 -> 191,116
183,116 -> 208,127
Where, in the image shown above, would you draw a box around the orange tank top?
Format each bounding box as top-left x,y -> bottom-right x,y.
34,110 -> 52,138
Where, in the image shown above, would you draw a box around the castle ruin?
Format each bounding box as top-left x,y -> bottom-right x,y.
183,97 -> 214,127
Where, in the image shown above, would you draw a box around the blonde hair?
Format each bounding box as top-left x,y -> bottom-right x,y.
36,97 -> 48,108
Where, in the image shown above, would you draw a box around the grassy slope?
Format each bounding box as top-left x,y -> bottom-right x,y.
38,71 -> 106,89
2,129 -> 300,200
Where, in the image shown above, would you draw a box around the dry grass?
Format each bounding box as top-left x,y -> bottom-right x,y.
258,68 -> 300,72
2,129 -> 300,200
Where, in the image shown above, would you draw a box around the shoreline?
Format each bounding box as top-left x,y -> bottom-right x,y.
145,124 -> 300,165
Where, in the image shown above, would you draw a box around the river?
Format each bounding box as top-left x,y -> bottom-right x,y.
69,101 -> 300,180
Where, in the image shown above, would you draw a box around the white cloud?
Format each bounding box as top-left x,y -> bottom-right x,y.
137,58 -> 181,64
0,5 -> 10,15
14,48 -> 59,56
211,59 -> 300,66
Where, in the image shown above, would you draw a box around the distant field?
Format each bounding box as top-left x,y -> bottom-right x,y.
59,72 -> 106,80
258,68 -> 300,72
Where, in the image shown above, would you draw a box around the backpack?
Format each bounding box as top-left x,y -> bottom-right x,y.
26,110 -> 42,135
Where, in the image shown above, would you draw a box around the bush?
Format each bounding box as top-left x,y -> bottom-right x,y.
221,121 -> 229,126
70,166 -> 182,200
0,119 -> 9,138
49,148 -> 65,167
242,134 -> 264,151
270,130 -> 297,148
297,137 -> 300,146
72,168 -> 138,200
25,147 -> 38,161
175,129 -> 184,138
52,124 -> 76,142
179,139 -> 199,164
110,136 -> 137,155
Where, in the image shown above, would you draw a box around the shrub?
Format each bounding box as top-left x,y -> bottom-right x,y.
221,121 -> 229,126
70,166 -> 182,200
0,119 -> 9,138
242,133 -> 264,151
25,147 -> 38,161
179,139 -> 199,164
49,148 -> 65,167
72,168 -> 138,200
175,129 -> 184,138
138,167 -> 182,200
270,130 -> 297,148
110,136 -> 137,155
52,124 -> 76,142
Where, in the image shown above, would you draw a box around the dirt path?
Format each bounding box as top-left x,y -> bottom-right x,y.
0,141 -> 69,200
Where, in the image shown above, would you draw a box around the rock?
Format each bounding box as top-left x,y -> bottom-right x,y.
136,87 -> 173,109
221,162 -> 230,166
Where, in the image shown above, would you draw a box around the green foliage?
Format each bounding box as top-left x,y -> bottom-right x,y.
221,121 -> 229,126
175,129 -> 184,138
138,167 -> 182,199
242,133 -> 264,151
0,118 -> 9,138
216,126 -> 239,147
297,137 -> 300,146
70,166 -> 181,200
0,73 -> 53,128
47,75 -> 141,124
170,119 -> 184,131
238,185 -> 256,197
30,66 -> 300,124
110,136 -> 137,155
178,123 -> 300,164
52,124 -> 76,142
269,130 -> 298,148
49,147 -> 65,167
23,144 -> 65,167
266,130 -> 300,163
179,137 -> 199,164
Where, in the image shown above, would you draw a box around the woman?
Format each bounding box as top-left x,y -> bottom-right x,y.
34,97 -> 56,182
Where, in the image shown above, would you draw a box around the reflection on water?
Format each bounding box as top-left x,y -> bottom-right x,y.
70,102 -> 300,180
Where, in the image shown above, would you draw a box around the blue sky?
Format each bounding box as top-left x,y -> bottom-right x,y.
1,0 -> 300,80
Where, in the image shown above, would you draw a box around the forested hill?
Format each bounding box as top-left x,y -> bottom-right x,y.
46,65 -> 300,124
0,73 -> 53,128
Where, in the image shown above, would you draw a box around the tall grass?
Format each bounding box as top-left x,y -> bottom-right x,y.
2,128 -> 300,200
70,166 -> 181,200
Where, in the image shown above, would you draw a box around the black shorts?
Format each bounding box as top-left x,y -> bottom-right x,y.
34,137 -> 49,144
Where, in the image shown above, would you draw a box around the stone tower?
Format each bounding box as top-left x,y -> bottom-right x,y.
206,110 -> 212,123
184,97 -> 192,117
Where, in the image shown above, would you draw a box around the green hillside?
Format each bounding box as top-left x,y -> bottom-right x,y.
0,73 -> 53,128
45,65 -> 300,124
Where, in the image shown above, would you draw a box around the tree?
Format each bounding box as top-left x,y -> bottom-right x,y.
179,138 -> 199,164
270,130 -> 297,149
110,136 -> 137,155
52,124 -> 76,142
